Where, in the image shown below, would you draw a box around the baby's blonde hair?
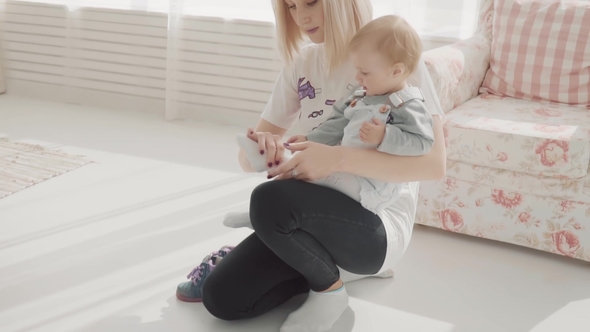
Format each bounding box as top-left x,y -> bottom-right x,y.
271,0 -> 373,74
349,15 -> 423,75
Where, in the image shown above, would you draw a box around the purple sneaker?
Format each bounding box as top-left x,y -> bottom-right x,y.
176,245 -> 234,303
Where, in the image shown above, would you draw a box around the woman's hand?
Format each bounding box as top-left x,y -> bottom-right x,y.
267,142 -> 343,181
247,127 -> 286,167
286,135 -> 308,144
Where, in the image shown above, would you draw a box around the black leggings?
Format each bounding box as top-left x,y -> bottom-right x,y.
202,179 -> 387,320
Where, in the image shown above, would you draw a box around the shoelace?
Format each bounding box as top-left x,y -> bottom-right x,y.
206,246 -> 235,262
187,261 -> 214,285
187,246 -> 235,285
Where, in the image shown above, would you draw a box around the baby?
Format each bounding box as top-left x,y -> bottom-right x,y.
228,15 -> 434,227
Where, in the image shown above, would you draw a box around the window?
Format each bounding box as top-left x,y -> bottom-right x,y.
11,0 -> 274,20
372,0 -> 479,40
11,0 -> 478,39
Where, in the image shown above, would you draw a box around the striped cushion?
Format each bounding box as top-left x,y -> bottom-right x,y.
480,0 -> 590,108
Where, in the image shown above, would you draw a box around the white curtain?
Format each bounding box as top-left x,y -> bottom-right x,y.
0,0 -> 6,93
373,0 -> 480,40
0,63 -> 5,94
165,0 -> 183,120
0,0 -> 479,120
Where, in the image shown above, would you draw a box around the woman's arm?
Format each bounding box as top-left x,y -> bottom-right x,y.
336,116 -> 446,182
238,119 -> 288,172
271,116 -> 446,182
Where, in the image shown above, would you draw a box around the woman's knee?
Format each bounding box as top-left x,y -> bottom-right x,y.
250,180 -> 286,206
202,275 -> 242,321
250,181 -> 297,234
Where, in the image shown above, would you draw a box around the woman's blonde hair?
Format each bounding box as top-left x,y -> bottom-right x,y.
349,15 -> 423,75
272,0 -> 373,74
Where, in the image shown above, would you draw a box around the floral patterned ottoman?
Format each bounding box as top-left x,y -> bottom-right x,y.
415,96 -> 590,262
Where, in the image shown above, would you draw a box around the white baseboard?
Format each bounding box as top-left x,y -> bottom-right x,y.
178,103 -> 262,128
4,79 -> 262,127
6,79 -> 164,115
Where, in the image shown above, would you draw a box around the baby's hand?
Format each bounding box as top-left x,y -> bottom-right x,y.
287,135 -> 308,144
360,119 -> 386,145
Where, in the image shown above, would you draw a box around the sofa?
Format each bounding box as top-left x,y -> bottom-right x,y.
417,0 -> 590,262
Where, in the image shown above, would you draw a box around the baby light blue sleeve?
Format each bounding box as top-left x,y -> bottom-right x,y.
305,94 -> 352,146
377,99 -> 435,156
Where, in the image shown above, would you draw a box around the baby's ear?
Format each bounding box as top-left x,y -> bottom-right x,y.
391,62 -> 406,77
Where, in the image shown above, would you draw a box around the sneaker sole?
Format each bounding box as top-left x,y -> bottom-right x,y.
176,291 -> 203,303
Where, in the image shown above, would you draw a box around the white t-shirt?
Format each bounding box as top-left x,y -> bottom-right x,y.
261,44 -> 444,273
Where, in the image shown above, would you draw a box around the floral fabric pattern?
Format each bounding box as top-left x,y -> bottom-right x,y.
417,178 -> 590,262
445,160 -> 590,204
423,33 -> 491,113
444,95 -> 590,179
417,0 -> 590,263
421,0 -> 493,113
475,0 -> 494,38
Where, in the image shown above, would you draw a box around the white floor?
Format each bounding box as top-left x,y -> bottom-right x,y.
1,95 -> 589,332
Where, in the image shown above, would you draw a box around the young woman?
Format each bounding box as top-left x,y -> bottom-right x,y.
177,1 -> 446,331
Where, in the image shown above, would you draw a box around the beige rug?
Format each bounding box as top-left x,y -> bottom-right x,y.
0,138 -> 92,199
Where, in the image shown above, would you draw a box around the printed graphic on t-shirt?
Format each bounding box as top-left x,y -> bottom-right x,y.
325,100 -> 336,106
308,110 -> 323,118
298,77 -> 317,100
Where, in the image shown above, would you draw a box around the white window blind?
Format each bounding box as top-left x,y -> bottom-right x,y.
9,0 -> 479,37
0,0 -> 479,124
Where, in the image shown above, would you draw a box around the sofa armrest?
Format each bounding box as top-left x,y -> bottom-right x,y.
423,33 -> 491,113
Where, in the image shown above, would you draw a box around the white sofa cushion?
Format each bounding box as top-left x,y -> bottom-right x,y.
444,95 -> 590,178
